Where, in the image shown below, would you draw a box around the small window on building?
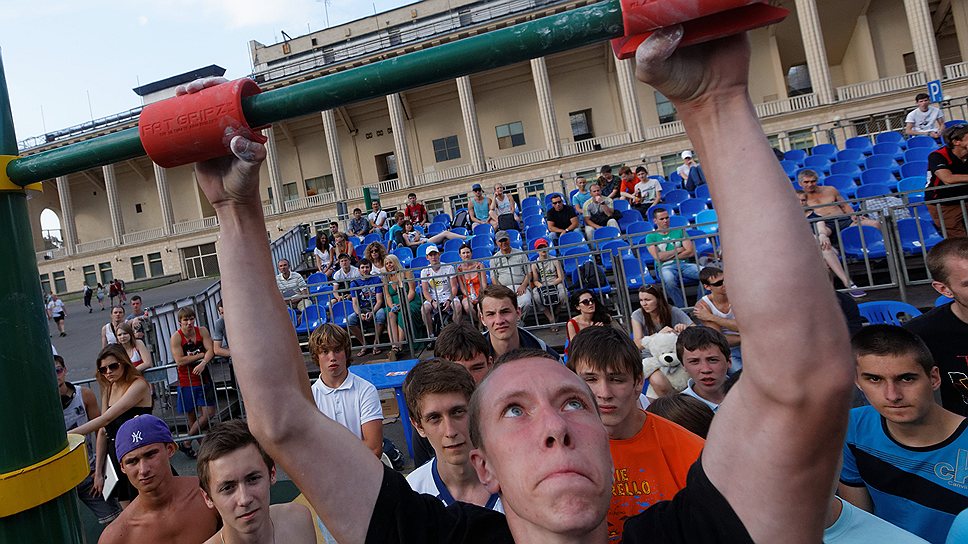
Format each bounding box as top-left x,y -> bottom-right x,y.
39,273 -> 51,295
182,243 -> 219,279
655,92 -> 677,124
903,52 -> 918,74
388,28 -> 402,46
131,255 -> 147,280
458,8 -> 472,26
52,271 -> 67,293
569,109 -> 594,141
135,203 -> 143,213
311,38 -> 318,46
148,252 -> 164,277
523,179 -> 546,199
788,129 -> 816,151
425,198 -> 445,220
449,193 -> 469,213
660,153 -> 680,177
787,64 -> 813,97
83,265 -> 97,287
432,135 -> 461,162
375,152 -> 398,182
767,134 -> 780,149
98,262 -> 114,284
283,182 -> 299,202
323,48 -> 335,64
496,122 -> 525,149
305,175 -> 335,196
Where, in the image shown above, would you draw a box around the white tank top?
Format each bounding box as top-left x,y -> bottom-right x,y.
62,384 -> 95,469
495,195 -> 512,215
700,295 -> 739,337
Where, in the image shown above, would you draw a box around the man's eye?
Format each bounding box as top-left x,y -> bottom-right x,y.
564,399 -> 585,411
502,405 -> 524,418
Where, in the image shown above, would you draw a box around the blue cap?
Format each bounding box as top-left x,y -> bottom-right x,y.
115,415 -> 174,461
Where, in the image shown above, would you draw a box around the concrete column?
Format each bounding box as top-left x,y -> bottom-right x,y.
264,127 -> 287,214
904,0 -> 944,82
530,57 -> 562,158
953,0 -> 968,64
55,176 -> 77,255
321,109 -> 348,201
456,76 -> 487,173
614,57 -> 645,141
101,164 -> 125,246
387,93 -> 414,188
795,0 -> 835,104
152,163 -> 175,236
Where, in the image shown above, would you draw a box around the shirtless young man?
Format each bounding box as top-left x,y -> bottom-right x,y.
195,23 -> 853,543
99,415 -> 218,543
799,169 -> 856,233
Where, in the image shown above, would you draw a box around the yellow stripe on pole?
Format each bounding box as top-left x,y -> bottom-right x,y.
0,434 -> 89,517
0,155 -> 41,192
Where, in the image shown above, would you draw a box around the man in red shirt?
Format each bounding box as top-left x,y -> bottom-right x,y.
405,193 -> 429,225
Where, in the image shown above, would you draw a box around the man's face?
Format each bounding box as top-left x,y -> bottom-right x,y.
427,251 -> 440,265
415,392 -> 474,466
373,201 -> 381,211
480,296 -> 520,341
551,197 -> 564,211
408,195 -> 417,204
202,444 -> 275,534
330,223 -> 339,232
180,316 -> 196,331
277,261 -> 290,276
654,212 -> 670,230
121,443 -> 176,494
574,362 -> 643,437
797,193 -> 808,207
590,185 -> 601,197
682,345 -> 729,398
497,238 -> 511,254
112,306 -> 125,322
636,171 -> 648,182
359,263 -> 372,276
856,353 -> 940,424
454,352 -> 492,384
132,299 -> 143,314
316,346 -> 348,384
702,274 -> 726,297
933,256 -> 968,311
620,171 -> 632,182
918,97 -> 931,111
576,178 -> 586,190
353,210 -> 362,218
683,156 -> 693,165
470,358 -> 611,536
339,257 -> 351,271
217,305 -> 225,317
54,361 -> 66,388
800,177 -> 819,193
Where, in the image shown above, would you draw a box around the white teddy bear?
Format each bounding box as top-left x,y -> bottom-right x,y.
641,332 -> 690,398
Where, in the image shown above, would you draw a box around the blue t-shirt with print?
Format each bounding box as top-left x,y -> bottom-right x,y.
351,276 -> 383,311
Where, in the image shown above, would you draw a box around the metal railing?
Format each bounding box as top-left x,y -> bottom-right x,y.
122,227 -> 166,245
487,148 -> 550,170
416,164 -> 474,185
755,94 -> 818,118
562,132 -> 632,155
836,71 -> 926,102
75,238 -> 114,254
36,247 -> 67,261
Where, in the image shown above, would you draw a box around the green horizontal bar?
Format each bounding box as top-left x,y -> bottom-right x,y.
7,0 -> 623,186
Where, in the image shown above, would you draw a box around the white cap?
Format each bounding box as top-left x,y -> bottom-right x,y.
681,150 -> 694,159
424,244 -> 440,256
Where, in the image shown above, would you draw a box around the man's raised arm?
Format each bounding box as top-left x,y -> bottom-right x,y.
635,28 -> 853,543
189,82 -> 382,543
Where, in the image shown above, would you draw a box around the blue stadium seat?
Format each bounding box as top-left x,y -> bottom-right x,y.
840,226 -> 887,259
505,229 -> 522,243
695,209 -> 719,234
432,213 -> 451,225
523,215 -> 546,229
427,223 -> 445,236
625,221 -> 654,237
821,174 -> 857,198
562,247 -> 592,277
946,119 -> 967,127
558,230 -> 585,248
907,136 -> 937,149
897,176 -> 927,198
568,263 -> 612,296
830,161 -> 862,180
650,174 -> 668,184
522,206 -> 544,219
470,235 -> 493,250
347,236 -> 362,246
450,227 -> 469,237
900,161 -> 928,180
856,184 -> 892,199
287,308 -> 300,329
663,189 -> 690,207
647,204 -> 675,222
613,199 -> 631,212
473,223 -> 494,237
440,251 -> 460,264
622,256 -> 655,289
443,238 -> 465,253
857,301 -> 922,326
896,218 -> 943,254
687,229 -> 716,257
872,142 -> 903,161
668,172 -> 683,186
392,247 -> 414,267
859,168 -> 896,187
294,304 -> 327,335
677,198 -> 707,223
600,240 -> 631,271
416,242 -> 433,258
617,209 -> 644,232
936,294 -> 955,306
305,235 -> 317,254
780,160 -> 800,179
845,136 -> 873,155
521,196 -> 542,211
784,149 -> 807,164
306,272 -> 327,286
410,256 -> 429,270
592,226 -> 621,245
694,184 -> 711,202
864,154 -> 899,175
471,247 -> 493,260
660,181 -> 679,195
836,148 -> 866,166
803,155 -> 831,174
330,300 -> 353,328
413,225 -> 425,235
668,216 -> 690,229
525,225 -> 550,243
354,243 -> 366,258
363,232 -> 383,247
903,147 -> 933,163
875,131 -> 906,148
811,143 -> 838,158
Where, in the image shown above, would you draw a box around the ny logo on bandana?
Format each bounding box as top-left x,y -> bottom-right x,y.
131,431 -> 143,444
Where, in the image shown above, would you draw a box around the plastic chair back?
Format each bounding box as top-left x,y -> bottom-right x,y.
900,161 -> 928,180
858,301 -> 922,326
906,136 -> 937,149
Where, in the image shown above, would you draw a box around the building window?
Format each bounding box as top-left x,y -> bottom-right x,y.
305,174 -> 335,196
388,29 -> 402,46
148,252 -> 164,277
655,92 -> 677,124
523,179 -> 546,199
787,64 -> 812,97
432,136 -> 461,163
53,271 -> 67,293
569,110 -> 594,141
852,112 -> 907,136
83,265 -> 97,287
788,129 -> 815,151
182,243 -> 219,279
323,48 -> 335,64
375,152 -> 398,181
903,52 -> 917,74
660,153 -> 680,177
39,273 -> 51,295
98,262 -> 114,284
449,193 -> 469,213
496,122 -> 525,149
425,198 -> 445,220
131,256 -> 147,280
767,134 -> 780,149
283,182 -> 299,202
458,8 -> 472,26
135,203 -> 143,213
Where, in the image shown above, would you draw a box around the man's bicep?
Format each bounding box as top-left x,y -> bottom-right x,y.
837,482 -> 872,512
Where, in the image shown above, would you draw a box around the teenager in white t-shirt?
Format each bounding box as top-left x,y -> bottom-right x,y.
905,93 -> 944,140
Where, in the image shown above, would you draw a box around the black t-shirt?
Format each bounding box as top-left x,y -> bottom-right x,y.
365,459 -> 752,543
545,205 -> 577,231
927,147 -> 968,201
905,303 -> 968,416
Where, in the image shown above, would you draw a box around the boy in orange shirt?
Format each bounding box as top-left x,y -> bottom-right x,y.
568,326 -> 705,542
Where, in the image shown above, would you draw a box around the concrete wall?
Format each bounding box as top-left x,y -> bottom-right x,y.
838,15 -> 880,87
867,0 -> 914,78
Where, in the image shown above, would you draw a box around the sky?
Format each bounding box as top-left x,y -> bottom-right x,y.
2,0 -> 414,144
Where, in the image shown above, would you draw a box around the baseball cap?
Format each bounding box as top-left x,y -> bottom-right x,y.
424,244 -> 440,256
495,230 -> 510,242
115,415 -> 174,461
681,150 -> 694,159
534,238 -> 549,249
471,183 -> 482,191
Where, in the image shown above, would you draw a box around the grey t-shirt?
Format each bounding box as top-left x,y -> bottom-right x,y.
212,317 -> 228,349
632,306 -> 694,335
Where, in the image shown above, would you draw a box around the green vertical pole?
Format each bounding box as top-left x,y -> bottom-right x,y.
0,49 -> 84,543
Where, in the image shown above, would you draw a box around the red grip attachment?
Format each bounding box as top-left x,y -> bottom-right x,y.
611,0 -> 789,60
138,78 -> 269,168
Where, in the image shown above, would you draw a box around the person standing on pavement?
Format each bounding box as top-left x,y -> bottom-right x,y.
47,292 -> 67,337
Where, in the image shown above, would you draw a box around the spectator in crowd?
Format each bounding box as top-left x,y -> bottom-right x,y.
309,324 -> 384,458
328,220 -> 341,243
684,161 -> 708,194
47,292 -> 67,337
333,231 -> 357,264
572,176 -> 592,214
617,166 -> 638,201
456,243 -> 486,321
631,285 -> 694,355
72,344 -> 153,506
348,208 -> 371,237
582,182 -> 620,239
840,325 -> 968,543
197,420 -> 315,544
56,355 -> 122,525
566,289 -> 612,343
905,92 -> 944,140
530,238 -> 565,330
647,207 -> 700,307
905,237 -> 968,416
116,321 -> 152,371
364,241 -> 388,275
489,183 -> 519,229
98,415 -> 219,543
676,150 -> 696,181
421,244 -> 461,338
275,258 -> 309,311
194,27 -> 856,542
387,211 -> 406,246
381,254 -> 420,360
926,124 -> 968,238
348,259 -> 387,356
405,192 -> 429,225
83,283 -> 94,313
693,267 -> 742,372
368,200 -> 389,234
434,321 -> 494,384
314,232 -> 336,277
645,394 -> 714,439
96,282 -> 106,311
468,183 -> 492,226
332,252 -> 361,298
212,301 -> 230,360
490,230 -> 533,314
798,191 -> 868,298
101,305 -> 126,347
567,326 -> 704,542
598,164 -> 619,198
109,279 -> 120,307
169,306 -> 216,458
677,326 -> 731,413
393,217 -> 466,250
479,284 -> 558,360
404,359 -> 503,512
545,192 -> 580,242
632,166 -> 661,215
125,295 -> 150,344
799,169 -> 856,233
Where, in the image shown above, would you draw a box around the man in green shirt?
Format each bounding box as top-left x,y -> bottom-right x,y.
646,208 -> 700,307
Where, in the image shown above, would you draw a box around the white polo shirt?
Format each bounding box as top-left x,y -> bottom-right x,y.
311,372 -> 383,439
682,379 -> 720,413
407,458 -> 504,513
